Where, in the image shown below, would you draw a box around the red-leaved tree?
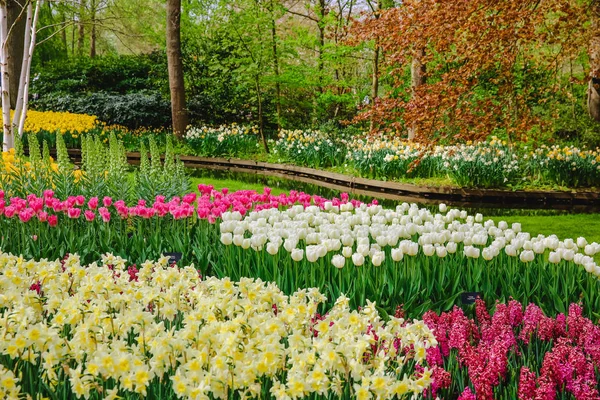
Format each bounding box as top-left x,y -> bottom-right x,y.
351,0 -> 590,143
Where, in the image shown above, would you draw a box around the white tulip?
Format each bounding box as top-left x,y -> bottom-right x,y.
548,251 -> 561,264
464,246 -> 480,258
233,234 -> 244,247
585,244 -> 596,256
512,222 -> 521,232
220,232 -> 233,246
532,242 -> 545,254
267,242 -> 279,255
391,248 -> 404,262
317,245 -> 327,258
422,244 -> 435,257
577,237 -> 588,248
407,242 -> 419,256
242,239 -> 251,250
519,250 -> 534,263
332,254 -> 345,269
482,247 -> 494,261
341,234 -> 354,247
446,241 -> 457,254
371,251 -> 385,266
306,247 -> 320,262
357,244 -> 370,257
352,253 -> 364,266
563,249 -> 574,261
291,248 -> 304,262
439,203 -> 447,213
342,246 -> 353,258
436,246 -> 447,258
498,221 -> 508,230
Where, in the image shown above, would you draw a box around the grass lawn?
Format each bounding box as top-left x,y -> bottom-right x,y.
189,176 -> 288,196
490,214 -> 600,244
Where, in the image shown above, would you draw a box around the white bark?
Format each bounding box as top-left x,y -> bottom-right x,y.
0,3 -> 12,151
17,0 -> 40,137
12,1 -> 32,133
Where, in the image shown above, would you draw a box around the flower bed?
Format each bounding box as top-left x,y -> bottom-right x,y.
0,252 -> 435,399
423,299 -> 600,399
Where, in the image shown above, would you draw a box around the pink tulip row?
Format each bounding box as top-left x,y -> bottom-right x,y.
423,301 -> 600,400
0,186 -> 362,226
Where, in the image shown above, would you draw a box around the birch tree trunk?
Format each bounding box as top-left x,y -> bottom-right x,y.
166,0 -> 188,137
588,1 -> 600,122
17,0 -> 39,137
408,47 -> 426,140
0,2 -> 13,151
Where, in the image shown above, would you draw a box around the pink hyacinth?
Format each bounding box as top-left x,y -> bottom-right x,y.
457,387 -> 476,400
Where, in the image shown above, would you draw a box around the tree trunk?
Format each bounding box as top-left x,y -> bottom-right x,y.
255,75 -> 269,153
369,0 -> 382,132
269,1 -> 281,130
89,0 -> 96,57
588,1 -> 600,122
77,0 -> 85,56
408,47 -> 426,140
166,0 -> 188,138
316,0 -> 325,94
7,0 -> 25,108
0,2 -> 13,151
17,0 -> 39,137
60,8 -> 67,52
369,43 -> 379,131
12,0 -> 31,132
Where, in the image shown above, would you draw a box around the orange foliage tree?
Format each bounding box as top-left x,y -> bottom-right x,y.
351,0 -> 590,143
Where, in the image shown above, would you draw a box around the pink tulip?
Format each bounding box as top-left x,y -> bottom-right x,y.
48,215 -> 58,227
37,211 -> 48,222
88,197 -> 99,210
103,196 -> 113,207
84,210 -> 95,222
18,208 -> 35,223
67,207 -> 81,219
99,207 -> 111,223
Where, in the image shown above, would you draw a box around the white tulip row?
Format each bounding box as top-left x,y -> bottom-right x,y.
219,202 -> 600,276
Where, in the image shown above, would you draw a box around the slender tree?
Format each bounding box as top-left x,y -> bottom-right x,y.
7,0 -> 26,108
589,0 -> 600,121
166,0 -> 188,137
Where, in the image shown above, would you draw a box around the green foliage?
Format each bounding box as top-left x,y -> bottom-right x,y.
135,136 -> 189,201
